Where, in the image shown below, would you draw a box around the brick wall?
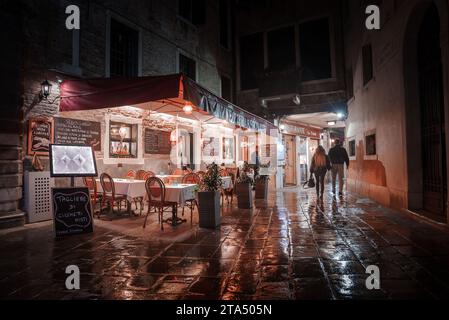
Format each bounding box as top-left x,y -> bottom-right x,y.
12,0 -> 234,228
0,2 -> 26,228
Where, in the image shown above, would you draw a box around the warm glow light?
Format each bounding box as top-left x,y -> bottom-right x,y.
183,104 -> 193,115
170,129 -> 178,142
119,126 -> 127,139
327,121 -> 336,126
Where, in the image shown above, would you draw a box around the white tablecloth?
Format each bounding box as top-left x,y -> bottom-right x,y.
163,184 -> 197,206
221,176 -> 233,189
96,178 -> 146,202
97,179 -> 197,206
156,175 -> 184,183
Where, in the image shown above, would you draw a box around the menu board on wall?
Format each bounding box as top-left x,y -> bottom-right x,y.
202,137 -> 220,157
28,118 -> 54,155
144,129 -> 171,154
54,118 -> 101,151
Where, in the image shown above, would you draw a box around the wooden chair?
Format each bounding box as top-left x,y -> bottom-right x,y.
181,173 -> 201,225
142,171 -> 155,180
126,170 -> 136,179
172,168 -> 184,175
143,177 -> 178,231
136,170 -> 147,180
100,173 -> 128,216
219,169 -> 230,205
139,171 -> 156,214
223,172 -> 236,205
83,177 -> 102,218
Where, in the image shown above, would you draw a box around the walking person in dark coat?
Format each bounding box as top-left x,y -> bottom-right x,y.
328,139 -> 350,196
310,146 -> 332,201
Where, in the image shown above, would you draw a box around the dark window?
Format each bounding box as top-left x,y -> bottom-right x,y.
365,133 -> 376,156
179,0 -> 206,26
110,19 -> 139,77
179,54 -> 196,81
349,139 -> 356,157
363,44 -> 373,85
219,0 -> 230,49
267,26 -> 296,71
221,75 -> 232,102
299,18 -> 332,81
240,32 -> 264,90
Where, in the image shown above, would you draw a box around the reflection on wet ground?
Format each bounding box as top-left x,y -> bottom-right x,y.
2,185 -> 449,300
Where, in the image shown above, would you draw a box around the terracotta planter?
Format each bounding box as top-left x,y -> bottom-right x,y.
236,182 -> 253,209
255,176 -> 269,199
198,191 -> 221,228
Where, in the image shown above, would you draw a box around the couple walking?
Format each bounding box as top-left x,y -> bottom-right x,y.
310,139 -> 350,201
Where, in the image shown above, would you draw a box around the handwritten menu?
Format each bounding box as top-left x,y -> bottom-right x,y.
28,118 -> 53,155
52,187 -> 94,238
144,129 -> 171,154
54,117 -> 101,151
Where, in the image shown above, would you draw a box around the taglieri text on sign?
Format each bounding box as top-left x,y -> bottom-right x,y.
52,187 -> 94,238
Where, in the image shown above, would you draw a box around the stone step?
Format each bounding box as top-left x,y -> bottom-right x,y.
0,211 -> 25,229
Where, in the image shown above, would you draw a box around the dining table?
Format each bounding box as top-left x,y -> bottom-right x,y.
96,178 -> 198,226
156,174 -> 184,184
221,176 -> 233,189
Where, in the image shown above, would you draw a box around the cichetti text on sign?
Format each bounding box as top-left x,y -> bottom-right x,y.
52,187 -> 94,237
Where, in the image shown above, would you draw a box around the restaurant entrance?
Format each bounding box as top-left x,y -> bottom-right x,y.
45,73 -> 278,231
284,134 -> 297,186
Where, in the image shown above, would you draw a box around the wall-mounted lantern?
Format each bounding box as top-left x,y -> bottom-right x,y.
40,80 -> 53,100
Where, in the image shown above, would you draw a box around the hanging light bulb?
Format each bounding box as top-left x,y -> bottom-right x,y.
183,104 -> 193,115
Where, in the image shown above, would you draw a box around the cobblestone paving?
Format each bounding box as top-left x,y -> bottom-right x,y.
2,186 -> 449,300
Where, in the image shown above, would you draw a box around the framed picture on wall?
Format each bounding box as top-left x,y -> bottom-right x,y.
27,117 -> 54,156
202,136 -> 219,157
223,137 -> 235,160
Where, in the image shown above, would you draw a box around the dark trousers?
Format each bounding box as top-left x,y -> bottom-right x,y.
314,172 -> 326,197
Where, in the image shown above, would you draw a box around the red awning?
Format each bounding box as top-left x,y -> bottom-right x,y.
59,74 -> 276,133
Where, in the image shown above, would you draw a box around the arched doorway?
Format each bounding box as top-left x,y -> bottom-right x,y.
418,4 -> 447,217
404,2 -> 447,220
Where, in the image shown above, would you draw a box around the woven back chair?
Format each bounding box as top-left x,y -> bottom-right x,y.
126,170 -> 136,179
136,170 -> 147,180
143,177 -> 177,230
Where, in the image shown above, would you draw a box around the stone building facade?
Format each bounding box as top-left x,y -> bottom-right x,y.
0,0 -> 235,228
234,0 -> 348,118
344,0 -> 449,223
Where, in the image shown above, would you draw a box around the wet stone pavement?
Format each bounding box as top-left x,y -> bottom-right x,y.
2,185 -> 449,300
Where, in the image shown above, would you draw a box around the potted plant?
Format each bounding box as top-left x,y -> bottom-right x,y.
255,162 -> 270,200
198,163 -> 222,228
236,162 -> 255,209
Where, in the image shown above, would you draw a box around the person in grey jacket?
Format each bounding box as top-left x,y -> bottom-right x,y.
328,139 -> 350,196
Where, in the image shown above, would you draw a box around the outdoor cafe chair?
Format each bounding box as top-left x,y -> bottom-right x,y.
143,177 -> 178,231
83,177 -> 102,218
223,172 -> 236,205
136,170 -> 147,180
219,169 -> 230,205
181,173 -> 201,225
126,170 -> 136,179
100,173 -> 128,217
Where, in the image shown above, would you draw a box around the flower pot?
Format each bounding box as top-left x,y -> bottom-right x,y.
236,182 -> 253,209
198,191 -> 221,228
255,176 -> 269,200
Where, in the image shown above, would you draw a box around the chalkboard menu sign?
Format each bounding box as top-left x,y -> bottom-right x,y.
28,118 -> 54,155
144,129 -> 171,154
54,118 -> 101,151
52,187 -> 94,238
